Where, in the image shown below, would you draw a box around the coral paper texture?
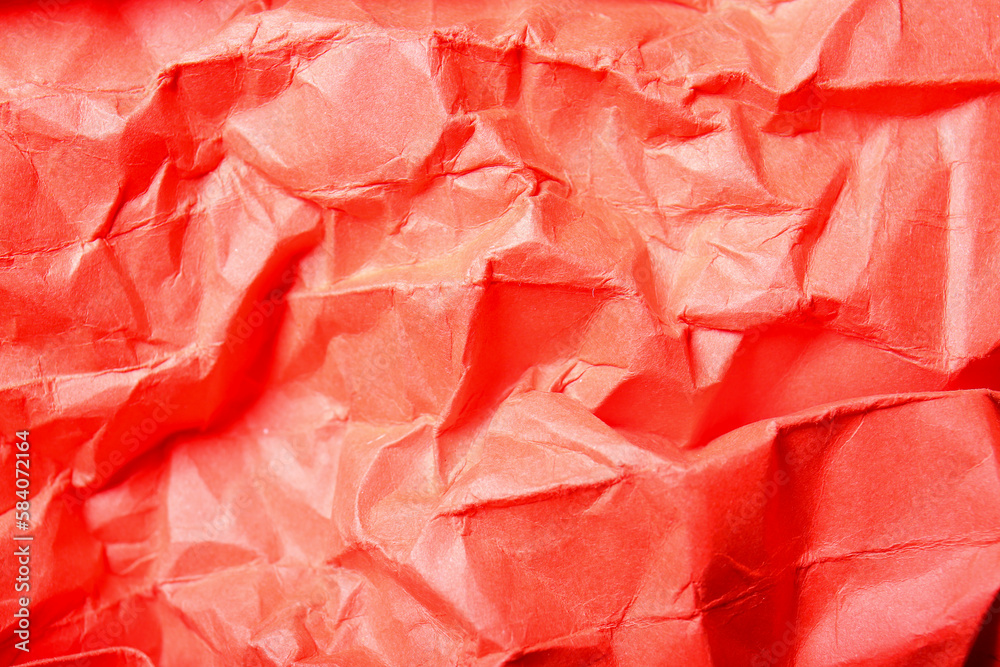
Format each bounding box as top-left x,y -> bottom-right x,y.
2,0 -> 1000,665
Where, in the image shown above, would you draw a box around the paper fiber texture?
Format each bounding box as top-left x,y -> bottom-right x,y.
2,0 -> 1000,665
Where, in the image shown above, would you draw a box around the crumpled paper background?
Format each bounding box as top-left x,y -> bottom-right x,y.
2,0 -> 1000,665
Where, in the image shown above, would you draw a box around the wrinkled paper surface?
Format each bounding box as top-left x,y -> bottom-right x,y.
3,0 -> 1000,665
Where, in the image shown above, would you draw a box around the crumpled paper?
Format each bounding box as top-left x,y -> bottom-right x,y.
2,0 -> 1000,665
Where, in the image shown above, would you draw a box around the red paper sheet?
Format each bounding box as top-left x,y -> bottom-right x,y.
2,0 -> 1000,665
